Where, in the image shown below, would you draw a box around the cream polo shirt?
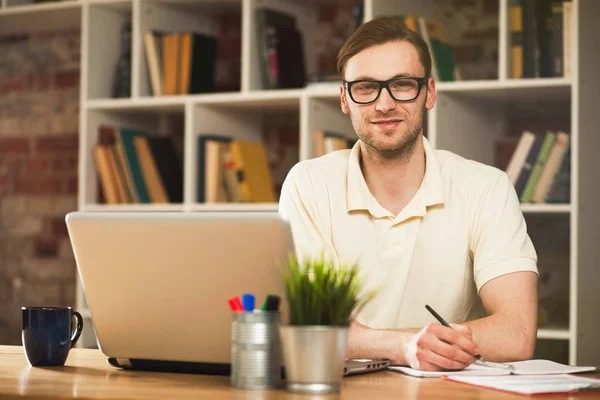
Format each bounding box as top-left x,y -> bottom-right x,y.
278,136 -> 538,329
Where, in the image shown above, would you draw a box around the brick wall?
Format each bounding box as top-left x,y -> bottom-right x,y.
0,29 -> 80,344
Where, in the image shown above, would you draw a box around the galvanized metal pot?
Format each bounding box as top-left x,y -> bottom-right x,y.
279,325 -> 348,394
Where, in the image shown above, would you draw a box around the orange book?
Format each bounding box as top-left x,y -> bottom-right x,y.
178,33 -> 192,95
93,146 -> 120,204
134,136 -> 169,203
162,33 -> 180,96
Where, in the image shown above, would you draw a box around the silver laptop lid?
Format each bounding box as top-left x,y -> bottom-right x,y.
66,211 -> 293,364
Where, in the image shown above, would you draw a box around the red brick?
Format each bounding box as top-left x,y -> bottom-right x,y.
15,177 -> 61,195
0,176 -> 13,194
52,154 -> 78,172
28,154 -> 51,175
0,77 -> 25,94
0,137 -> 30,155
24,73 -> 53,92
2,157 -> 26,176
65,176 -> 78,195
50,218 -> 68,238
34,135 -> 78,152
34,237 -> 58,258
55,70 -> 80,89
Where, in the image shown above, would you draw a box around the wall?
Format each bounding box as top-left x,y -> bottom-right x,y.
0,28 -> 80,344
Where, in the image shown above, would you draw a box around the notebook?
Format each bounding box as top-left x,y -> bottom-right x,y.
443,374 -> 600,396
388,359 -> 597,378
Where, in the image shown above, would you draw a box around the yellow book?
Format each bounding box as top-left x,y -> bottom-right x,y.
231,141 -> 275,202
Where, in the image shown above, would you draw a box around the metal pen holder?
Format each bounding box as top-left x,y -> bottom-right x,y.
230,311 -> 282,389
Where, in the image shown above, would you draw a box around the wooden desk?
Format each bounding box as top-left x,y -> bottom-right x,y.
1,346 -> 599,400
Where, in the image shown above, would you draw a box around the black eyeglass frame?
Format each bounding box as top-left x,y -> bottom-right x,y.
343,76 -> 429,104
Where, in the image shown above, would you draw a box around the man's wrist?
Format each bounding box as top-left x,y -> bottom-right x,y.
347,322 -> 417,365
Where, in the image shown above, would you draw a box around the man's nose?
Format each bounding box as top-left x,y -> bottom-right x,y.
375,87 -> 397,113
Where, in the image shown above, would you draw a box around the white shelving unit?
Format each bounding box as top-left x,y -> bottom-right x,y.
2,0 -> 598,365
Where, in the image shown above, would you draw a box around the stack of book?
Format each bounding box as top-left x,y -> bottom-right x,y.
313,130 -> 356,157
399,15 -> 458,82
505,130 -> 570,204
255,7 -> 306,89
196,135 -> 276,204
94,125 -> 183,204
144,30 -> 218,96
510,0 -> 572,79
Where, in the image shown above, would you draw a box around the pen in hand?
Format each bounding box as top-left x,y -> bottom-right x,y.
425,304 -> 481,360
425,305 -> 515,372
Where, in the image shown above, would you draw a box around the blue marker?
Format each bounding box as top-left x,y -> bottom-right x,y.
242,293 -> 255,312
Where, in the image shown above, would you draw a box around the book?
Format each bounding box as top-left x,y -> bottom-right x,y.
443,374 -> 600,396
230,140 -> 275,202
144,30 -> 164,96
505,130 -> 535,184
134,136 -> 169,203
197,135 -> 232,203
510,0 -> 523,79
178,32 -> 218,94
520,131 -> 556,203
545,141 -> 571,203
116,127 -> 151,203
93,146 -> 120,204
389,359 -> 597,378
146,136 -> 183,203
514,133 -> 544,197
563,1 -> 572,77
532,131 -> 569,203
162,33 -> 180,96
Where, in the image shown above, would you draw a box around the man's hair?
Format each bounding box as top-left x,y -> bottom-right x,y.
336,16 -> 432,80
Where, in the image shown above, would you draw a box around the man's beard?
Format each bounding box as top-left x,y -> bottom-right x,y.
350,103 -> 426,164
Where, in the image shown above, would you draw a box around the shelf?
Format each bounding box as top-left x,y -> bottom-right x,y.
81,204 -> 186,212
87,0 -> 132,6
305,82 -> 341,99
537,328 -> 571,341
436,78 -> 571,114
86,90 -> 304,110
192,89 -> 303,109
86,97 -> 186,111
188,203 -> 278,212
521,204 -> 572,214
0,0 -> 81,34
0,0 -> 82,16
436,78 -> 571,93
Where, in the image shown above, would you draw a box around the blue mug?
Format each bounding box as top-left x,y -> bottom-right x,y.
21,306 -> 84,367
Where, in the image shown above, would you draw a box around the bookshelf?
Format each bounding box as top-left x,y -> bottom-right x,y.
2,0 -> 598,365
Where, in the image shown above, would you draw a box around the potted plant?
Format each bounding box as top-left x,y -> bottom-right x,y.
279,254 -> 377,394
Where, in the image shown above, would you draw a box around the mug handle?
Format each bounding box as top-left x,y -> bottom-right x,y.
71,311 -> 84,347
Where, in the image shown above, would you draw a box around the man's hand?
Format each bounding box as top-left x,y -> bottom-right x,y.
402,323 -> 481,371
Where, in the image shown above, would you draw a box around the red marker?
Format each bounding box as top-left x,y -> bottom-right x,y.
228,296 -> 244,312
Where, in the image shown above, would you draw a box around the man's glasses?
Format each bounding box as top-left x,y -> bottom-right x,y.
344,77 -> 428,104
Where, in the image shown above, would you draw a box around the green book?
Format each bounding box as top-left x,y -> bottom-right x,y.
118,127 -> 151,203
520,132 -> 557,203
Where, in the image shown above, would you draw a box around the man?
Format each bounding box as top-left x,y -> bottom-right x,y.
278,16 -> 538,371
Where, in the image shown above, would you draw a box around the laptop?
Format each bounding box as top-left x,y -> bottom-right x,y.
66,211 -> 389,376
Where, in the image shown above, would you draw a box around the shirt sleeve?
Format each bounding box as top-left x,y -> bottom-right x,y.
278,164 -> 337,264
470,169 -> 538,293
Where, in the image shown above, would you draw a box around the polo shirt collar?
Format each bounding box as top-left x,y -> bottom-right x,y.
346,136 -> 446,216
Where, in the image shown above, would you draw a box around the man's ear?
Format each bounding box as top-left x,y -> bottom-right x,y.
340,85 -> 350,115
425,77 -> 436,111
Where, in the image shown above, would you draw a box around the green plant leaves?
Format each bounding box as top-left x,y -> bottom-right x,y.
281,254 -> 378,326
